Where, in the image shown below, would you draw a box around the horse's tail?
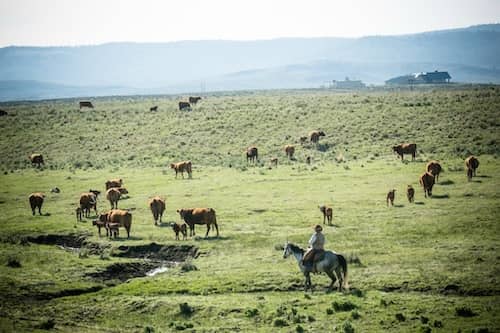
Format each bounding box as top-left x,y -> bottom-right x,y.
338,254 -> 349,290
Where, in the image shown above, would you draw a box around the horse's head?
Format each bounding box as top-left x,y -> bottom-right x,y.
283,242 -> 291,259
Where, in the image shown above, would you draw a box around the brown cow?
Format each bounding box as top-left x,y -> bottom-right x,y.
29,153 -> 44,167
106,188 -> 121,209
419,172 -> 435,198
172,222 -> 188,240
284,145 -> 295,159
95,209 -> 132,238
386,189 -> 396,206
170,161 -> 192,179
149,196 -> 166,225
29,193 -> 45,215
246,146 -> 258,163
79,101 -> 94,109
179,101 -> 191,110
177,208 -> 219,238
105,178 -> 123,190
80,192 -> 97,217
318,205 -> 333,225
189,96 -> 202,104
426,161 -> 442,183
407,185 -> 415,203
465,156 -> 479,181
309,131 -> 326,143
393,143 -> 417,161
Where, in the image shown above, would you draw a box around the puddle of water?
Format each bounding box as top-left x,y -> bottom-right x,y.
146,266 -> 169,276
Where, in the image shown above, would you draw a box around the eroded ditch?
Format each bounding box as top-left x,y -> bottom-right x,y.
11,234 -> 200,299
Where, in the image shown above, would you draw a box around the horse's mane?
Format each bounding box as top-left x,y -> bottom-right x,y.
288,243 -> 304,254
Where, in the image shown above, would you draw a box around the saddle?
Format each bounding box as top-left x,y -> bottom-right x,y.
304,249 -> 325,273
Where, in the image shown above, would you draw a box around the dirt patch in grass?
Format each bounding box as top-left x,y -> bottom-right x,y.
25,233 -> 109,255
113,243 -> 199,262
85,262 -> 161,282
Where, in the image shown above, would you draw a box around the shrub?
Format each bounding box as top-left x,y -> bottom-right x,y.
245,308 -> 259,317
351,310 -> 361,320
296,325 -> 305,333
332,301 -> 357,312
455,306 -> 476,317
179,303 -> 194,316
395,313 -> 406,322
342,320 -> 355,333
6,256 -> 21,268
180,263 -> 198,272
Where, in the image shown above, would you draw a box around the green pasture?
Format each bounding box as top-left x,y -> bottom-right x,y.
0,86 -> 499,332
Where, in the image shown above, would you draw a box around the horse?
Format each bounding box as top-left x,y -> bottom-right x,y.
283,242 -> 348,292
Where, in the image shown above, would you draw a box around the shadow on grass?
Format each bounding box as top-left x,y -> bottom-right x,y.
157,221 -> 176,228
110,236 -> 143,241
392,204 -> 405,208
439,180 -> 455,185
476,175 -> 491,178
414,201 -> 425,205
193,235 -> 231,241
470,179 -> 483,183
432,194 -> 450,199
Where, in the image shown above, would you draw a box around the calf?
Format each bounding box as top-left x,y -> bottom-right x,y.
170,161 -> 192,179
386,189 -> 396,206
407,185 -> 415,203
318,205 -> 333,225
149,196 -> 166,225
392,143 -> 417,161
29,193 -> 45,215
309,131 -> 326,143
284,145 -> 295,159
270,157 -> 278,168
172,222 -> 188,240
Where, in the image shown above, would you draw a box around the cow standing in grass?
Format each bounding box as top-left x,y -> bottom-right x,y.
420,172 -> 435,198
393,143 -> 417,161
246,146 -> 258,164
426,161 -> 442,183
106,188 -> 121,209
105,178 -> 123,190
29,153 -> 44,167
319,205 -> 333,225
170,161 -> 192,179
29,193 -> 45,215
94,209 -> 132,238
189,96 -> 202,104
149,196 -> 166,225
309,131 -> 325,144
465,156 -> 479,181
80,192 -> 97,217
177,208 -> 219,238
284,145 -> 295,159
171,222 -> 188,240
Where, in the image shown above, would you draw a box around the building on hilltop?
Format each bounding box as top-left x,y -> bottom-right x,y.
329,77 -> 366,89
385,70 -> 451,85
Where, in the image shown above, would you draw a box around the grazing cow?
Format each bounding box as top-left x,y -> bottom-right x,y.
106,188 -> 121,209
465,156 -> 479,181
306,156 -> 311,165
407,185 -> 415,203
170,161 -> 192,179
179,101 -> 191,111
426,161 -> 442,183
29,153 -> 44,167
386,190 -> 396,206
0,109 -> 7,116
419,172 -> 435,198
392,143 -> 417,161
150,105 -> 158,112
189,96 -> 202,104
28,193 -> 45,216
80,192 -> 97,217
270,157 -> 278,168
177,208 -> 219,238
309,131 -> 326,143
319,205 -> 333,225
76,207 -> 83,222
79,101 -> 94,109
172,222 -> 188,240
94,209 -> 132,238
246,146 -> 258,163
284,145 -> 295,159
149,196 -> 166,225
105,178 -> 123,190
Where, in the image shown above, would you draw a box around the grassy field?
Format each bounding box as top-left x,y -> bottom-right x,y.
0,86 -> 499,332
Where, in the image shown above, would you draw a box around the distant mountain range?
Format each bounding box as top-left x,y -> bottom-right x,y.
1,24 -> 499,101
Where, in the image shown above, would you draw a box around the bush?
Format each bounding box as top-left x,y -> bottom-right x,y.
179,303 -> 194,316
273,318 -> 288,327
455,306 -> 476,317
6,256 -> 21,268
342,320 -> 355,333
395,313 -> 406,322
245,308 -> 259,317
332,301 -> 357,312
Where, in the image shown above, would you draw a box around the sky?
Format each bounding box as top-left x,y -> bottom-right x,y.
0,0 -> 499,47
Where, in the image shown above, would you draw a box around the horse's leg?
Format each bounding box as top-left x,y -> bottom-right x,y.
304,272 -> 312,292
325,269 -> 337,291
335,267 -> 344,292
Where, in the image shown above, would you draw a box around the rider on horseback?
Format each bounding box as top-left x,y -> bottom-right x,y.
302,224 -> 325,272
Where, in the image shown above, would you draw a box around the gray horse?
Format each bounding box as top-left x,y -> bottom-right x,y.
283,242 -> 348,292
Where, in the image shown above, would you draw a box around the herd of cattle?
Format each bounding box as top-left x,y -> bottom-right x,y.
26,126 -> 481,239
78,97 -> 203,112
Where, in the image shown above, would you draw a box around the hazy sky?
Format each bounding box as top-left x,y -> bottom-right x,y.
0,0 -> 499,46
